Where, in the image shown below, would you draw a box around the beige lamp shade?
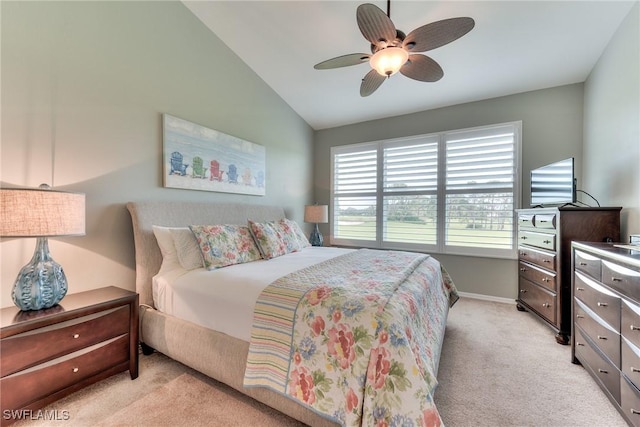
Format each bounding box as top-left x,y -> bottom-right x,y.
0,186 -> 86,237
304,205 -> 328,224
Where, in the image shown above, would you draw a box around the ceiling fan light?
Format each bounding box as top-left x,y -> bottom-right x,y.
369,47 -> 409,77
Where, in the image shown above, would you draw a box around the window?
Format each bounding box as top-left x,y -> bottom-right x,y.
330,122 -> 521,258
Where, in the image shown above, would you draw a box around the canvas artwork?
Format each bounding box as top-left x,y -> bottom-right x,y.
163,114 -> 266,196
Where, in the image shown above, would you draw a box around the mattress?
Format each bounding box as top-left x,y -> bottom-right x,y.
152,246 -> 354,342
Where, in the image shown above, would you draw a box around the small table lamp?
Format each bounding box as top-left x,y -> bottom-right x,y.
0,184 -> 85,311
304,204 -> 328,247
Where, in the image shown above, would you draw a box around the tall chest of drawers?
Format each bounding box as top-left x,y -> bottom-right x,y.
516,207 -> 621,344
571,242 -> 640,426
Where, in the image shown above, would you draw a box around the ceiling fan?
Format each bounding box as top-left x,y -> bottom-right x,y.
314,1 -> 475,97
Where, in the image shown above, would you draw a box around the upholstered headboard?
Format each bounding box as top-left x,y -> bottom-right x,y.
126,201 -> 286,307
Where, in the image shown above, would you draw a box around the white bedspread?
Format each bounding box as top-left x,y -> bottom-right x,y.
152,246 -> 354,342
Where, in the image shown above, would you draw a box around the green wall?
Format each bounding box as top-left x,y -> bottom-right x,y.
0,1 -> 315,306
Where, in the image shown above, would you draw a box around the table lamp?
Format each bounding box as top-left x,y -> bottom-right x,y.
304,204 -> 328,247
0,184 -> 85,311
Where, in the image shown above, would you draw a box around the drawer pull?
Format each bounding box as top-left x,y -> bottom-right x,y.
577,342 -> 585,347
597,335 -> 608,340
597,302 -> 608,307
612,277 -> 623,282
543,240 -> 551,244
542,303 -> 551,308
73,333 -> 80,339
579,262 -> 588,266
543,259 -> 550,263
542,277 -> 550,282
520,267 -> 526,272
576,314 -> 584,319
576,287 -> 585,291
72,367 -> 79,373
520,289 -> 527,293
631,409 -> 640,415
632,325 -> 640,331
631,367 -> 640,373
598,368 -> 609,374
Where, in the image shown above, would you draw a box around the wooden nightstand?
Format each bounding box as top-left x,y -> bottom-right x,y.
0,286 -> 138,424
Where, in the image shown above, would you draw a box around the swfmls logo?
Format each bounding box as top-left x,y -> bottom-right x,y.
2,409 -> 70,421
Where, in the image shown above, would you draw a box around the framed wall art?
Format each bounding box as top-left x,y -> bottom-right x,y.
162,114 -> 266,196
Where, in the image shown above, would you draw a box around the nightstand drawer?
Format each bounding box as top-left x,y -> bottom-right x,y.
623,299 -> 640,349
533,214 -> 556,229
519,261 -> 556,291
575,299 -> 620,368
1,306 -> 129,377
574,271 -> 621,332
0,335 -> 129,411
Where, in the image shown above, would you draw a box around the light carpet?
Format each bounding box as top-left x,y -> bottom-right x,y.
13,297 -> 627,426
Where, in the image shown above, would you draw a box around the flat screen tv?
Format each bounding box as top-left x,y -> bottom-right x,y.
530,157 -> 576,207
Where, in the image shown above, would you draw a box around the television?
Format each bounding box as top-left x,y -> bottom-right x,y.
530,157 -> 576,207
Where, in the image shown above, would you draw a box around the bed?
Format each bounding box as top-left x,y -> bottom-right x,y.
127,201 -> 457,426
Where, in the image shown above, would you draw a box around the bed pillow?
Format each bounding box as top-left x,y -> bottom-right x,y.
170,228 -> 204,270
248,220 -> 288,259
189,224 -> 262,269
152,225 -> 183,273
282,218 -> 311,249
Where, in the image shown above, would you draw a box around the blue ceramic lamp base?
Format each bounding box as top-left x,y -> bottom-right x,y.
309,223 -> 323,247
12,237 -> 68,311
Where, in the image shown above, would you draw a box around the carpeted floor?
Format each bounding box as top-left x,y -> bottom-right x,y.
12,297 -> 627,426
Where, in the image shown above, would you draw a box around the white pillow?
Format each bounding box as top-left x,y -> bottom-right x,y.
152,225 -> 182,273
170,228 -> 204,270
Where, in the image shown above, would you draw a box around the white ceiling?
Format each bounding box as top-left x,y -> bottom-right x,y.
183,1 -> 636,130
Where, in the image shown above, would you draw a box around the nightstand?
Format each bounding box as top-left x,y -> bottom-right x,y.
0,286 -> 138,423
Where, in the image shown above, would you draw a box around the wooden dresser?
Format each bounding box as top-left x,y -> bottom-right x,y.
516,207 -> 621,344
571,242 -> 640,426
0,286 -> 138,425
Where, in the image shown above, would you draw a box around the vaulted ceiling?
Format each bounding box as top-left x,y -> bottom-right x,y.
184,1 -> 636,130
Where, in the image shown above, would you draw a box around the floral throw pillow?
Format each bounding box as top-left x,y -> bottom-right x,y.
189,224 -> 262,270
248,220 -> 288,259
282,218 -> 311,249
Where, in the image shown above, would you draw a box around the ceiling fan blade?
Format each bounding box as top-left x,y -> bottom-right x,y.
400,54 -> 444,82
357,3 -> 397,48
360,69 -> 386,97
403,17 -> 475,52
314,53 -> 371,70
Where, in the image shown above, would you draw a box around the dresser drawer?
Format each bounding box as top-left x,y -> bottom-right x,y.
533,214 -> 556,229
574,271 -> 621,332
518,214 -> 534,228
519,261 -> 556,292
623,337 -> 640,391
575,299 -> 620,368
519,246 -> 556,271
622,299 -> 640,351
1,306 -> 130,377
574,326 -> 621,404
519,278 -> 556,324
575,250 -> 601,280
622,374 -> 640,427
518,231 -> 556,251
603,260 -> 640,301
0,335 -> 129,411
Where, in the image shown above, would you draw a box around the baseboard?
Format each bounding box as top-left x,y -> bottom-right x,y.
457,291 -> 516,305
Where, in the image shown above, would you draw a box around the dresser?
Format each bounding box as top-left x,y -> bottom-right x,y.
516,207 -> 621,344
571,242 -> 640,426
0,287 -> 138,424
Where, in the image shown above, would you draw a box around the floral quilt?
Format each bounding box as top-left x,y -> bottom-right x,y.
244,249 -> 458,426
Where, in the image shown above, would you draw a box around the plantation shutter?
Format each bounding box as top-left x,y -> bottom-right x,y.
444,124 -> 517,251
